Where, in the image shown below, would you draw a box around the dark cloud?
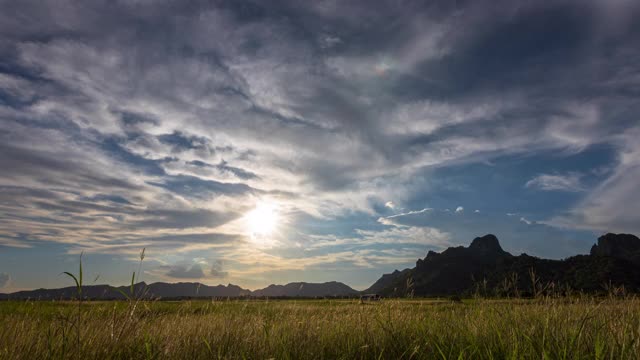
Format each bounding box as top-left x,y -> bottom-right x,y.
210,260 -> 228,278
157,131 -> 210,152
151,233 -> 241,244
163,264 -> 205,279
0,141 -> 141,191
118,111 -> 159,127
186,160 -> 209,167
187,160 -> 259,180
406,3 -> 591,100
99,137 -> 167,176
83,194 -> 133,205
215,160 -> 259,180
147,175 -> 253,199
131,208 -> 240,230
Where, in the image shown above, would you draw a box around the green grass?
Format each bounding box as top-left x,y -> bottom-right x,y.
1,297 -> 639,359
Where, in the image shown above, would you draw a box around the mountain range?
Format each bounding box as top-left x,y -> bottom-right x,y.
0,280 -> 358,300
251,281 -> 358,297
2,233 -> 639,300
366,233 -> 640,297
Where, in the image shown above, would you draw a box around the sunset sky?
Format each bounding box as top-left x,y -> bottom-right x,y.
1,0 -> 639,292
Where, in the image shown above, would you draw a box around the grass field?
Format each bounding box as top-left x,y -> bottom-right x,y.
1,297 -> 639,359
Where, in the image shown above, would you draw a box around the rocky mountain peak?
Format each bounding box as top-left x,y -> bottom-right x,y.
590,233 -> 640,264
469,234 -> 505,254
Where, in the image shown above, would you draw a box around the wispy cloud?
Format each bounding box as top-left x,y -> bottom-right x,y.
525,173 -> 585,192
383,208 -> 433,220
547,130 -> 640,234
520,217 -> 533,225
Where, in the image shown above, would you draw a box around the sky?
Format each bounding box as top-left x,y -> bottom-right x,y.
1,0 -> 639,292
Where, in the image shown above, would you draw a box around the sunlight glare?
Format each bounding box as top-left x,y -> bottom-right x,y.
246,202 -> 279,237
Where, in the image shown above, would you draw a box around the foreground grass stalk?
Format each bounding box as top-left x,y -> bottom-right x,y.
61,251 -> 84,359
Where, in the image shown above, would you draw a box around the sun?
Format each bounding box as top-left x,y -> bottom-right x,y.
246,202 -> 279,237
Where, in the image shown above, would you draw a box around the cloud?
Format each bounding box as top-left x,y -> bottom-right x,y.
214,161 -> 259,180
301,212 -> 451,250
455,206 -> 464,213
547,131 -> 640,234
384,201 -> 396,209
147,175 -> 254,199
383,208 -> 432,220
131,208 -> 240,230
356,226 -> 451,248
0,273 -> 10,288
163,264 -> 205,279
157,131 -> 212,152
525,173 -> 585,192
210,260 -> 229,278
520,217 -> 533,225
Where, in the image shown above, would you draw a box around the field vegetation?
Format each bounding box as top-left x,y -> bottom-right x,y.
2,251 -> 639,359
1,296 -> 639,359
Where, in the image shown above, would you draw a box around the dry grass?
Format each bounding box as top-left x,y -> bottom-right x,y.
1,297 -> 639,359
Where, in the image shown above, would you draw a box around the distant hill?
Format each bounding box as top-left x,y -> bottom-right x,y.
0,281 -> 357,300
367,233 -> 640,297
252,281 -> 358,297
0,282 -> 251,300
147,282 -> 251,298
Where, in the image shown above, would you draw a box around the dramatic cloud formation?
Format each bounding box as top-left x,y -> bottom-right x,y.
0,0 -> 639,290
